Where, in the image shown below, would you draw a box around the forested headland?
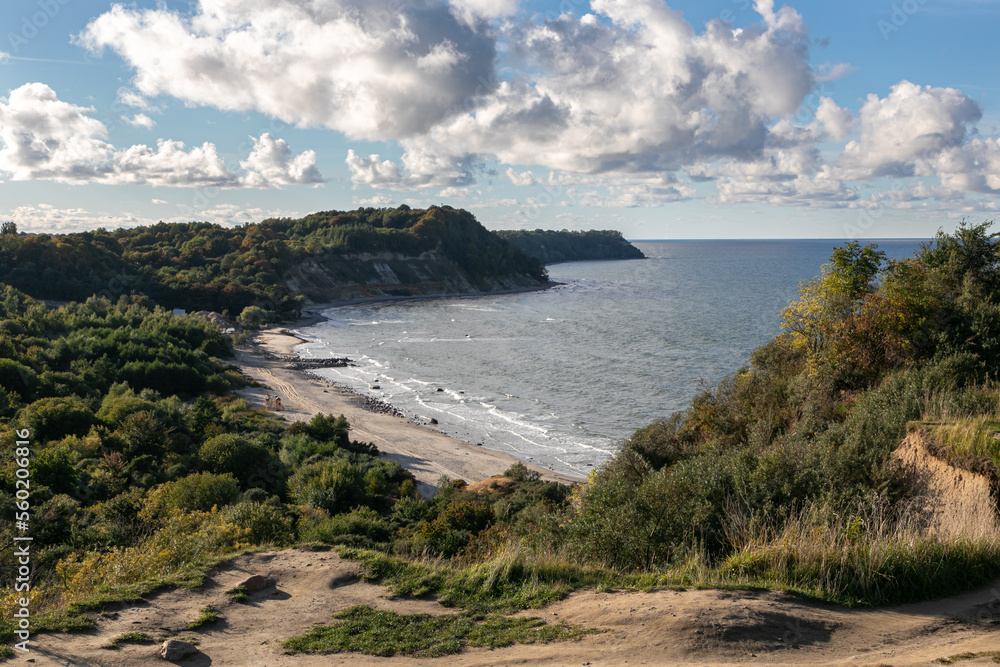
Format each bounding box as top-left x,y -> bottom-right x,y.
0,206 -> 547,325
496,229 -> 645,264
2,221 -> 1000,657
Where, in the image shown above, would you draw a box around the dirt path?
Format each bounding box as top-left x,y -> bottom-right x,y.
16,548 -> 1000,666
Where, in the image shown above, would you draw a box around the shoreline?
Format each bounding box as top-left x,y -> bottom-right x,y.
237,310 -> 583,496
296,280 -> 562,324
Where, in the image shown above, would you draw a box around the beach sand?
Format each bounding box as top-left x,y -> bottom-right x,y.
236,324 -> 582,496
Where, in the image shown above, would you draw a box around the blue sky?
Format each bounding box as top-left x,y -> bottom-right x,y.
1,0 -> 999,239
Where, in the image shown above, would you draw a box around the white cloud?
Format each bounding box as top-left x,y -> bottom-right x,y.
151,198 -> 167,204
5,203 -> 302,234
124,113 -> 156,129
345,150 -> 404,187
116,88 -> 157,111
437,186 -> 472,199
568,182 -> 696,208
0,82 -> 111,182
81,0 -> 819,189
838,81 -> 982,178
505,168 -> 536,186
0,83 -> 324,188
6,204 -> 147,233
75,0 -> 1000,211
240,133 -> 324,187
449,0 -> 520,25
811,98 -> 853,140
350,0 -> 820,189
110,139 -> 233,187
79,0 -> 498,141
353,194 -> 396,208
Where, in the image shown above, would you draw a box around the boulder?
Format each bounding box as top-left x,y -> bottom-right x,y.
160,640 -> 198,661
236,574 -> 269,592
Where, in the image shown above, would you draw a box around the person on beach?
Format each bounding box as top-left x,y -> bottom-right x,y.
264,394 -> 272,410
276,396 -> 283,411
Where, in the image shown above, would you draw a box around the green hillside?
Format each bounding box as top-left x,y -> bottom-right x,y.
0,206 -> 547,322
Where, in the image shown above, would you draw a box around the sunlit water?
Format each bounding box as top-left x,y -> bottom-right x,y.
294,240 -> 924,477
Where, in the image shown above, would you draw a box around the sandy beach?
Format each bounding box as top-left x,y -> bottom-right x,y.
235,320 -> 583,496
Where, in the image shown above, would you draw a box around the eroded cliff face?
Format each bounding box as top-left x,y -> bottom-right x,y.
283,247 -> 547,304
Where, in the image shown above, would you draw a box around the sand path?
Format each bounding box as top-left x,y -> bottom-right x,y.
16,548 -> 1000,666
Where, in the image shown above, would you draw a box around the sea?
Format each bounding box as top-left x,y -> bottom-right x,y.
293,239 -> 926,478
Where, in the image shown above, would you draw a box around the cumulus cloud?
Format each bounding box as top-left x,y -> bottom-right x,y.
838,81 -> 982,178
0,82 -> 111,182
240,133 -> 324,187
345,150 -> 404,187
0,83 -> 323,188
79,0 -> 817,188
78,0 -> 497,141
116,88 -> 157,111
811,98 -> 853,140
505,168 -> 536,186
124,113 -> 156,128
74,0 -> 1000,209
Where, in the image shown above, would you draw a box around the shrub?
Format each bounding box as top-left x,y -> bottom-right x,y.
299,506 -> 392,547
142,472 -> 240,517
221,501 -> 294,545
199,433 -> 278,487
288,459 -> 368,515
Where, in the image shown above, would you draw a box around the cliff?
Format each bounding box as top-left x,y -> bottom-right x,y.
283,245 -> 547,305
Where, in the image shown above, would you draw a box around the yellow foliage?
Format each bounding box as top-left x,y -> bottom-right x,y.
54,509 -> 249,607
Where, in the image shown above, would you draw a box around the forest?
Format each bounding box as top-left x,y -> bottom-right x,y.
2,222 -> 1000,656
0,206 -> 547,324
495,229 -> 645,264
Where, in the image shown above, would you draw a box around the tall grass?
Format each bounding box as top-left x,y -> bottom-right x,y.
717,497 -> 1000,606
340,544 -> 626,614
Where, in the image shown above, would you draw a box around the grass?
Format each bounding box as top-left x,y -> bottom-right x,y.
342,496 -> 1000,612
101,631 -> 154,650
917,418 -> 1000,477
282,605 -> 595,658
227,585 -> 249,603
338,546 -> 635,614
187,606 -> 221,630
717,498 -> 1000,607
937,651 -> 1000,664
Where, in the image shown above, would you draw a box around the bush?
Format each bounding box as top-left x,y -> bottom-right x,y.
299,506 -> 392,547
143,472 -> 241,517
413,501 -> 495,558
199,433 -> 279,488
288,459 -> 368,515
221,502 -> 294,545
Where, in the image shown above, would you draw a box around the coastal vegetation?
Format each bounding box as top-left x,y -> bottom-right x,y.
2,219 -> 1000,657
495,229 -> 645,263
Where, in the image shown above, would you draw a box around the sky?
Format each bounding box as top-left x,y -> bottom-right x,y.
1,0 -> 999,239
